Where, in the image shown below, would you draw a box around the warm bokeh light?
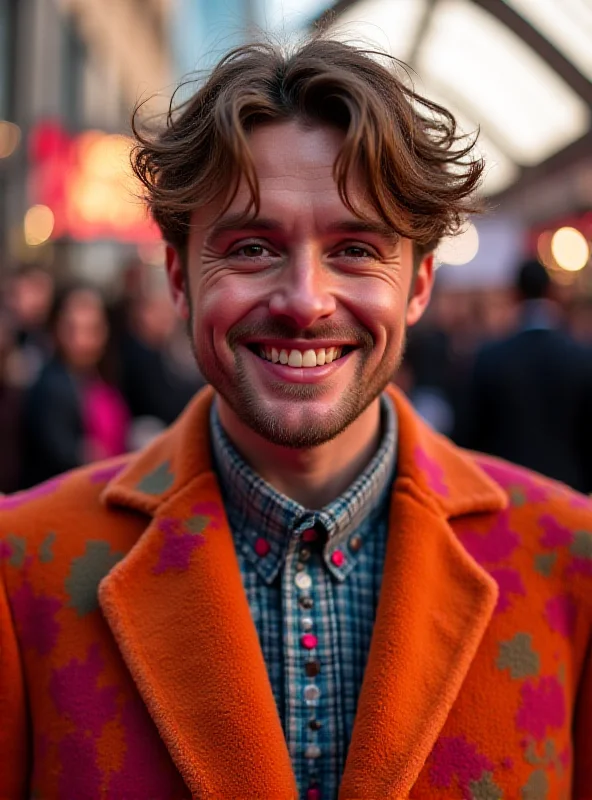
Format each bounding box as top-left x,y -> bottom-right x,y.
551,226 -> 590,272
24,205 -> 55,246
0,121 -> 21,159
536,230 -> 555,269
436,221 -> 480,266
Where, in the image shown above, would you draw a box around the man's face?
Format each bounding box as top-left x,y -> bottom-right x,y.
167,121 -> 433,448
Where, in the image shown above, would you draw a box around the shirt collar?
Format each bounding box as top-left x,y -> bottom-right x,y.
210,394 -> 397,584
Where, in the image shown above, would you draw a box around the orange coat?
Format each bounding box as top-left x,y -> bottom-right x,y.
1,386 -> 591,799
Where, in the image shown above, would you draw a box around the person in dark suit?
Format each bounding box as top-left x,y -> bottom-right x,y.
455,258 -> 592,494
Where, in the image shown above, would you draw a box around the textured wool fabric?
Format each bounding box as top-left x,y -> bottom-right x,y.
1,384 -> 591,799
210,396 -> 396,799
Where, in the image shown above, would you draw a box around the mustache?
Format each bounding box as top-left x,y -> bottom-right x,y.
227,320 -> 373,349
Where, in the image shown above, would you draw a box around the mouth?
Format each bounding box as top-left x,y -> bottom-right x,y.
247,344 -> 355,368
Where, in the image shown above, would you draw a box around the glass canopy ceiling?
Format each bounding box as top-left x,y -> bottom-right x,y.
261,0 -> 592,197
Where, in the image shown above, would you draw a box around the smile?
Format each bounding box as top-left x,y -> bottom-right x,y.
254,346 -> 350,368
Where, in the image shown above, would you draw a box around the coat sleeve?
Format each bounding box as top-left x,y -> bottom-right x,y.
0,559 -> 28,798
573,634 -> 592,796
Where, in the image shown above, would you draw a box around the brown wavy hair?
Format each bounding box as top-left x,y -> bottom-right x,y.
131,38 -> 484,260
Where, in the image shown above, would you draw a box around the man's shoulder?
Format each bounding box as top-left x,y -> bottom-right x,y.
473,451 -> 592,516
0,457 -> 134,553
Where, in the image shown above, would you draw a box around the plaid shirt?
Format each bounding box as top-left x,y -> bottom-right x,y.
210,396 -> 397,800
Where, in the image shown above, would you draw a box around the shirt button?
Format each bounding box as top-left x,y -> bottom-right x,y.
305,660 -> 321,678
300,548 -> 311,561
349,535 -> 363,553
309,719 -> 322,731
307,787 -> 321,800
296,562 -> 306,572
254,537 -> 270,557
302,528 -> 318,543
304,684 -> 321,704
301,633 -> 318,650
305,744 -> 322,759
295,572 -> 312,591
299,596 -> 314,610
301,616 -> 313,631
330,549 -> 345,568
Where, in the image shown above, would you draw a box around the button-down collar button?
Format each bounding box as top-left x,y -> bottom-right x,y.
301,633 -> 318,650
295,572 -> 312,591
349,535 -> 363,553
330,549 -> 345,568
302,528 -> 318,543
254,537 -> 270,557
305,744 -> 322,759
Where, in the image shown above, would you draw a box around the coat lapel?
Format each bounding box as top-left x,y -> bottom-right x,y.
99,386 -> 506,799
340,388 -> 505,798
99,389 -> 297,798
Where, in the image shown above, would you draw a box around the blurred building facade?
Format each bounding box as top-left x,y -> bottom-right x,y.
0,0 -> 173,285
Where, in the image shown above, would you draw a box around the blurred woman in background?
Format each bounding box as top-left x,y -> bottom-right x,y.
22,285 -> 129,487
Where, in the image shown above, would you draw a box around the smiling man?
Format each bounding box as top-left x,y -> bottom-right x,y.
2,39 -> 592,800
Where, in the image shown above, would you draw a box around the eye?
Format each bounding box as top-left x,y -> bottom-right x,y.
233,243 -> 271,258
334,244 -> 376,260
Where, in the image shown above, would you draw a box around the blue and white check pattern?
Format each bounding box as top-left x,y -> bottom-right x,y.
210,396 -> 397,800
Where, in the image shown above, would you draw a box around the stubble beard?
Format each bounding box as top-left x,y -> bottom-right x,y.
186,300 -> 405,449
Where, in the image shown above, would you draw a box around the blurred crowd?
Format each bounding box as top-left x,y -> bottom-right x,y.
0,263 -> 205,494
0,257 -> 591,497
401,259 -> 592,495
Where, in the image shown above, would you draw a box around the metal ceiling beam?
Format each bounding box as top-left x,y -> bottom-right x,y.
316,0 -> 592,107
461,0 -> 592,107
406,0 -> 438,70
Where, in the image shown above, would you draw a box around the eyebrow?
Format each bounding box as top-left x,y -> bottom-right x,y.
206,213 -> 401,245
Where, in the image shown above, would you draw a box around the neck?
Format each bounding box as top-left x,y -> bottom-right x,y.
217,398 -> 382,508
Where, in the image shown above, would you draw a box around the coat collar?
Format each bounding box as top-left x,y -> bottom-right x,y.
99,386 -> 505,798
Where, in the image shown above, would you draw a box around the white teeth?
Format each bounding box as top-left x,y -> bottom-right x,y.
258,345 -> 347,367
302,349 -> 317,367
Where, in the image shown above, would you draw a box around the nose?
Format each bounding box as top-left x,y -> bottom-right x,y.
268,250 -> 337,329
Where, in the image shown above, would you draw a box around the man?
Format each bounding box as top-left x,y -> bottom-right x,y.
456,258 -> 592,494
1,40 -> 591,799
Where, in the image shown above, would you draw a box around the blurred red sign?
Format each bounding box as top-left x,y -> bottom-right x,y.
29,120 -> 160,243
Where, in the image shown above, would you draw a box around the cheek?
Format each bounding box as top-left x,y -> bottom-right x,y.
190,278 -> 257,348
341,279 -> 408,346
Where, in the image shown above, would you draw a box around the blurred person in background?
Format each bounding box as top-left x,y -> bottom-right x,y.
119,275 -> 205,446
403,289 -> 481,436
0,312 -> 23,494
21,284 -> 129,487
456,258 -> 592,493
568,295 -> 592,345
3,265 -> 54,387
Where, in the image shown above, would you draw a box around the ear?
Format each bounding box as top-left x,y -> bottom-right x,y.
165,244 -> 190,321
406,253 -> 435,327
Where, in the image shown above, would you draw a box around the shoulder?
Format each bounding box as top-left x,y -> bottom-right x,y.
0,457 -> 134,564
457,452 -> 592,604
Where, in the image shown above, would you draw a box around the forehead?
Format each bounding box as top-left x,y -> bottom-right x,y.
193,121 -> 377,229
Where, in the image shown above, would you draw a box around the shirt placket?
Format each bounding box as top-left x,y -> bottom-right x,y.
283,519 -> 337,800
